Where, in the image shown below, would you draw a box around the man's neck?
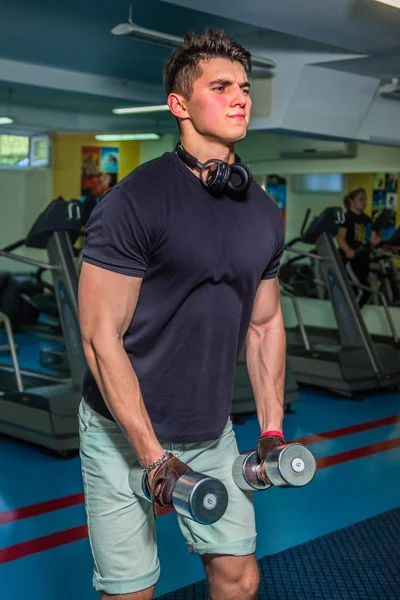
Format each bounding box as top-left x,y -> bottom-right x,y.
180,135 -> 236,166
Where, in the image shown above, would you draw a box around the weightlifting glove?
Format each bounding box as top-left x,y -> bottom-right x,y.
256,432 -> 286,484
145,454 -> 193,512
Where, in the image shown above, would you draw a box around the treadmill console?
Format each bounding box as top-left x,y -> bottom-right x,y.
25,198 -> 82,249
372,208 -> 394,233
302,207 -> 345,245
385,227 -> 400,247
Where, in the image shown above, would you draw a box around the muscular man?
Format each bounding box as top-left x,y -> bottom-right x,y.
78,28 -> 286,600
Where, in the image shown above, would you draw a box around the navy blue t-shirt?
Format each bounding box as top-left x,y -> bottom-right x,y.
82,150 -> 284,442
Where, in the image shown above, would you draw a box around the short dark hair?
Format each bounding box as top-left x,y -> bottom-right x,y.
164,28 -> 252,100
344,188 -> 365,210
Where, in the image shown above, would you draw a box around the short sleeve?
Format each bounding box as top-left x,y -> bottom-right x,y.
82,186 -> 150,277
343,212 -> 352,229
261,209 -> 285,280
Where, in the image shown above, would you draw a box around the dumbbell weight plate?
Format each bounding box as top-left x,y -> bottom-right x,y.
173,472 -> 229,524
265,443 -> 316,487
232,451 -> 272,492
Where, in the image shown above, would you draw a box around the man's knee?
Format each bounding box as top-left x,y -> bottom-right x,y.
234,562 -> 260,600
206,555 -> 260,600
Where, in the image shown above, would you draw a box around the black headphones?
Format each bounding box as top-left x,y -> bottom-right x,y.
175,142 -> 252,199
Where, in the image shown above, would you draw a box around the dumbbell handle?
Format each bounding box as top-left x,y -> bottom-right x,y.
232,451 -> 272,491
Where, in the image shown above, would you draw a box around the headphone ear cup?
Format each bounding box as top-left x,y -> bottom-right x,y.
227,163 -> 252,196
201,161 -> 230,195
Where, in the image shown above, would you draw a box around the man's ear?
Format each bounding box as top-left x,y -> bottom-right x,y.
168,93 -> 189,120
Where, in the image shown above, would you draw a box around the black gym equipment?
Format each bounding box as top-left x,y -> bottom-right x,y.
0,268 -> 45,333
279,209 -> 321,299
0,198 -> 87,455
367,227 -> 400,308
232,441 -> 316,491
284,206 -> 400,398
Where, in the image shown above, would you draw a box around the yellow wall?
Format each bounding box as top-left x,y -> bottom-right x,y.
52,134 -> 140,199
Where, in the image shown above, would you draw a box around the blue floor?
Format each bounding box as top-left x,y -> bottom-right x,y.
160,509 -> 400,599
0,333 -> 399,599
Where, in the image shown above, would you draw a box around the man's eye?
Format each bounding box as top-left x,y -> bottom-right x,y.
243,88 -> 250,95
213,86 -> 224,92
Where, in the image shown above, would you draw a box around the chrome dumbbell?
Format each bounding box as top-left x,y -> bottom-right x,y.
137,470 -> 229,525
232,443 -> 316,492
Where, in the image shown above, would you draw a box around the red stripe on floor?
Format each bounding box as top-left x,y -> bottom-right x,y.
1,436 -> 399,564
316,437 -> 400,469
292,414 -> 400,446
1,414 -> 398,527
0,493 -> 84,526
0,524 -> 88,564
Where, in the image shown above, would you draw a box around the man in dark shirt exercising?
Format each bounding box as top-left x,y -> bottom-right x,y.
78,28 -> 286,600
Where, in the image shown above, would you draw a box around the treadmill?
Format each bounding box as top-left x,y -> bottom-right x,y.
0,198 -> 87,455
368,227 -> 400,309
284,206 -> 400,398
231,350 -> 299,419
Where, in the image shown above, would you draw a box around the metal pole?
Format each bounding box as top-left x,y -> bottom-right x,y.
0,249 -> 59,270
280,286 -> 310,351
0,312 -> 24,392
352,282 -> 399,343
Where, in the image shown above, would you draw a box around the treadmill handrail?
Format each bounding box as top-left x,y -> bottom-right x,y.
0,312 -> 24,392
285,246 -> 324,261
280,284 -> 311,351
0,249 -> 59,271
372,251 -> 400,261
350,281 -> 399,343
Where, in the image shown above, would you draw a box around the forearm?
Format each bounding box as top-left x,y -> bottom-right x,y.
245,324 -> 286,433
371,231 -> 381,246
337,236 -> 352,255
83,336 -> 163,467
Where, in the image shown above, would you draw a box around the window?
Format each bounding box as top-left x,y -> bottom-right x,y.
0,135 -> 30,166
293,173 -> 344,194
0,134 -> 51,168
30,135 -> 51,167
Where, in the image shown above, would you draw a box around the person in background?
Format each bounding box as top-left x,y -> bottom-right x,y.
336,188 -> 381,308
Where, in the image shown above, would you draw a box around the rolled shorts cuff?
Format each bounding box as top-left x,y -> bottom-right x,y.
93,561 -> 160,595
190,534 -> 257,557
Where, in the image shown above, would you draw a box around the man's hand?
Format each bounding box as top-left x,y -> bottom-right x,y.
256,434 -> 286,484
145,455 -> 193,508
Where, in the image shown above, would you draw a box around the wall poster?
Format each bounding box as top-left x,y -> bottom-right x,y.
81,146 -> 119,201
372,172 -> 398,240
266,174 -> 287,226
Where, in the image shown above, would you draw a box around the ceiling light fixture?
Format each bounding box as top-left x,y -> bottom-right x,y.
375,0 -> 400,7
95,133 -> 161,141
112,6 -> 276,69
112,105 -> 170,115
0,117 -> 14,125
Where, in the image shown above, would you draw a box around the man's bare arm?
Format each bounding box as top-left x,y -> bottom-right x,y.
78,262 -> 164,467
245,278 -> 286,433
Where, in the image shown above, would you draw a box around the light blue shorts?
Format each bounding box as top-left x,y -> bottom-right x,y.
78,399 -> 257,595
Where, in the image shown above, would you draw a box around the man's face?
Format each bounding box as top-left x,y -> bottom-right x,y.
183,58 -> 252,144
